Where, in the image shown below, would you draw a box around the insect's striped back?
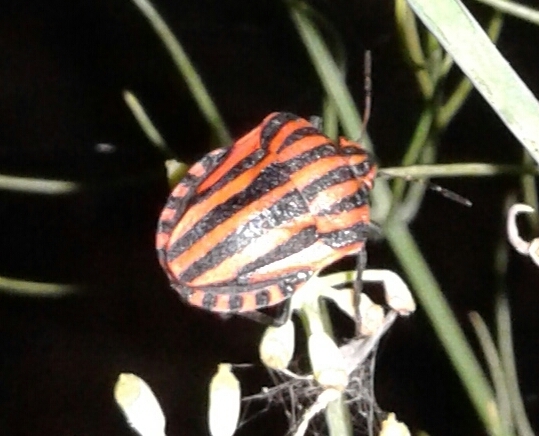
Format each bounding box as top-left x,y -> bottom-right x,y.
156,112 -> 376,313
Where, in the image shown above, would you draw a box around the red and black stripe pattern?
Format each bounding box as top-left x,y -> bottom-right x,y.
156,112 -> 376,313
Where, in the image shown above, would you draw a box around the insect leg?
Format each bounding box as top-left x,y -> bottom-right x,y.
237,304 -> 292,327
354,248 -> 368,336
269,299 -> 294,327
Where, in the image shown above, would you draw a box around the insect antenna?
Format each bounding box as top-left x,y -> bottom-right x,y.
378,170 -> 473,207
423,181 -> 473,207
357,51 -> 470,207
425,181 -> 472,206
360,50 -> 372,140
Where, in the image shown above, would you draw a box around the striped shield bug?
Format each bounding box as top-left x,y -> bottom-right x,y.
156,112 -> 376,324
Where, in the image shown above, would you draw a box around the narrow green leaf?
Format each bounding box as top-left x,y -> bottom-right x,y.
130,0 -> 231,145
407,0 -> 539,164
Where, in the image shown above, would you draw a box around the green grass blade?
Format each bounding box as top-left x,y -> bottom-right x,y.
496,293 -> 535,436
287,0 -> 364,144
406,0 -> 539,164
384,220 -> 504,436
474,0 -> 539,26
469,311 -> 514,436
123,90 -> 168,153
130,0 -> 231,145
0,274 -> 79,296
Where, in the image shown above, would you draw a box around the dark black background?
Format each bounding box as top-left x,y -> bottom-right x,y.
0,0 -> 538,435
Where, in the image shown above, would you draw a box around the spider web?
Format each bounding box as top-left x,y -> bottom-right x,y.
237,331 -> 390,436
